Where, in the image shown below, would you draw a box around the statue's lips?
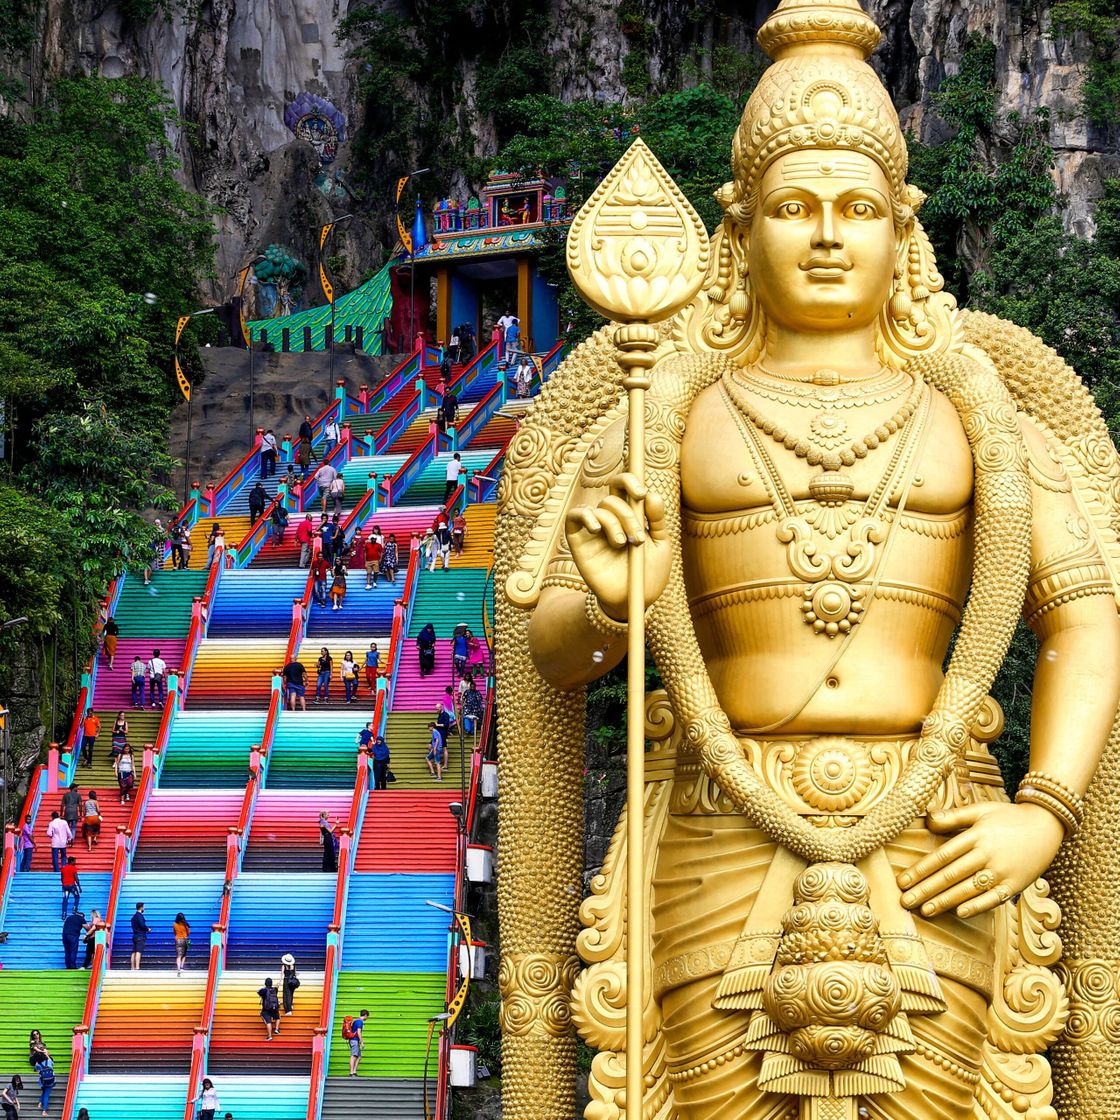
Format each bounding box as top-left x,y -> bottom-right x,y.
800,256 -> 853,279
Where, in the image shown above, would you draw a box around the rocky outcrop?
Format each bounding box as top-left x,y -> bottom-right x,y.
9,0 -> 1118,295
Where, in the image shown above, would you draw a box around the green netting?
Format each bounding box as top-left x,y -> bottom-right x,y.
247,261 -> 393,354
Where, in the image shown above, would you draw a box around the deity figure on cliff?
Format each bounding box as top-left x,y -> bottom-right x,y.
493,2 -> 1120,1119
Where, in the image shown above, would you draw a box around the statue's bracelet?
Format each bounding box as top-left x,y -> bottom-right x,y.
1014,771 -> 1085,837
584,590 -> 629,640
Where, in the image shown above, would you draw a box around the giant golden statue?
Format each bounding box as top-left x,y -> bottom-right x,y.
493,2 -> 1120,1118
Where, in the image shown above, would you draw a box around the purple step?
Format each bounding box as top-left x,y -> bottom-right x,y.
92,638 -> 188,709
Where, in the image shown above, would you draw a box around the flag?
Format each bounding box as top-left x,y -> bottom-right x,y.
411,197 -> 428,256
175,315 -> 192,402
319,222 -> 335,304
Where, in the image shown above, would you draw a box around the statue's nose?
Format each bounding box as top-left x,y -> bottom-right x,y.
812,201 -> 842,249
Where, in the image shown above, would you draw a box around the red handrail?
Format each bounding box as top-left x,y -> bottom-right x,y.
380,428 -> 438,507
0,763 -> 43,909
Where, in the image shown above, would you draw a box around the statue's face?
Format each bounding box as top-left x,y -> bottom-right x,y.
747,151 -> 898,333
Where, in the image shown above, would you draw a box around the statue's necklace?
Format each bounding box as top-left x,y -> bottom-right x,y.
735,365 -> 911,408
721,369 -> 923,502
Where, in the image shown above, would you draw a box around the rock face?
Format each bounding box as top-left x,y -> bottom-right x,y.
10,0 -> 1117,294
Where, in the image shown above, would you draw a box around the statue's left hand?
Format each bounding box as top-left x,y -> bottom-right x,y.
896,802 -> 1066,919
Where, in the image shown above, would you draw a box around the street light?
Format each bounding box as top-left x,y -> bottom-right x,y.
318,214 -> 353,403
175,308 -> 217,503
239,255 -> 268,442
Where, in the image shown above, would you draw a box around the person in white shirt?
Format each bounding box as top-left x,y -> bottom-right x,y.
147,649 -> 167,708
324,418 -> 342,458
444,453 -> 463,502
260,429 -> 279,477
46,812 -> 72,872
315,463 -> 338,514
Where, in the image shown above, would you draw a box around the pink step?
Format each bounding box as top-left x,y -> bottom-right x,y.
92,638 -> 187,709
392,639 -> 489,711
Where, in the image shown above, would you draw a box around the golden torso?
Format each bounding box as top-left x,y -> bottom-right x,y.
679,374 -> 974,735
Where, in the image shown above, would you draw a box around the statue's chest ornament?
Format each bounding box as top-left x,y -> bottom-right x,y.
720,370 -> 931,637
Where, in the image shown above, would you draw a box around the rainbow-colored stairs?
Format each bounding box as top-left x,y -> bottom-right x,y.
1,342 -> 519,1120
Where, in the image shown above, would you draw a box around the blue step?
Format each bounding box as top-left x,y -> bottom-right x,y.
0,872 -> 113,969
109,872 -> 224,970
209,570 -> 310,637
220,470 -> 293,517
75,1073 -> 188,1120
305,581 -> 397,637
341,873 -> 454,971
225,873 -> 334,969
203,1074 -> 308,1120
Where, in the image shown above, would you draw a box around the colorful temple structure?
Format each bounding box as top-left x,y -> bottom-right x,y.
389,172 -> 572,353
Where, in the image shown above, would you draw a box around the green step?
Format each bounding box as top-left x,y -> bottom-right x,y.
111,570 -> 208,637
159,712 -> 265,789
0,971 -> 88,1074
406,570 -> 492,639
329,973 -> 446,1078
382,712 -> 466,789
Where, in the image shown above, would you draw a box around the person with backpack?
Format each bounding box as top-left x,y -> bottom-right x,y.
35,1054 -> 55,1115
260,429 -> 278,477
148,649 -> 167,709
281,953 -> 300,1015
324,416 -> 341,459
130,655 -> 146,708
62,906 -> 85,967
343,1009 -> 369,1076
248,482 -> 268,526
168,521 -> 185,569
258,978 -> 281,1040
439,391 -> 459,435
340,651 -> 358,702
192,1077 -> 221,1120
60,857 -> 82,920
269,501 -> 289,547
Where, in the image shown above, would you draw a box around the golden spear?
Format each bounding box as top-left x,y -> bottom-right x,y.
566,138 -> 710,1115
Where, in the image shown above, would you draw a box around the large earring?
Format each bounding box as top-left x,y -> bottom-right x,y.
889,262 -> 912,322
730,264 -> 750,322
710,236 -> 733,304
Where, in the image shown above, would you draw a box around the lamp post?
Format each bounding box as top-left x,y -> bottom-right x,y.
318,214 -> 353,403
239,255 -> 267,443
175,308 -> 217,504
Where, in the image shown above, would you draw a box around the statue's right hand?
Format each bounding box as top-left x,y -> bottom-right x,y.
565,473 -> 671,622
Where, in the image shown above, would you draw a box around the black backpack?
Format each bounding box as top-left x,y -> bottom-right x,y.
262,985 -> 279,1012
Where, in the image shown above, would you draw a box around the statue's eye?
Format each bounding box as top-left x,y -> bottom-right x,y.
775,200 -> 808,219
843,200 -> 878,220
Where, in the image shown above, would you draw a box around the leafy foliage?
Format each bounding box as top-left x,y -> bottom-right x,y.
1051,0 -> 1120,124
0,76 -> 214,762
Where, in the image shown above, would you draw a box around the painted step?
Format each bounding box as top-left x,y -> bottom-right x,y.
225,874 -> 334,969
393,639 -> 489,712
269,710 -> 372,790
131,790 -> 244,871
407,568 -> 492,638
185,515 -> 253,569
397,448 -> 497,506
92,638 -> 187,710
380,713 -> 467,790
456,502 -> 498,566
0,970 -> 87,1074
296,633 -> 387,710
159,710 -> 266,789
340,874 -> 453,971
109,873 -> 224,971
74,1073 -> 188,1120
354,791 -> 461,873
328,973 -> 445,1078
103,570 -> 208,638
242,791 -> 352,873
189,1074 -> 309,1120
321,1076 -> 427,1120
208,972 -> 324,1077
220,469 -> 291,516
88,971 -> 206,1073
187,637 -> 288,708
0,873 -> 112,969
305,581 -> 397,638
208,569 -> 310,637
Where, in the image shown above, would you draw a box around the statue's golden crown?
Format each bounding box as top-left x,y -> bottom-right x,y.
728,0 -> 909,217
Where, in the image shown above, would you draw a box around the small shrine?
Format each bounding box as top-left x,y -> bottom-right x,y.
388,170 -> 572,353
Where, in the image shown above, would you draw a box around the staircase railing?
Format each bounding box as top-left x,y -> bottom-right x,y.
179,551 -> 226,703
362,343 -> 441,417
468,444 -> 508,505
0,764 -> 44,929
454,380 -> 504,451
380,429 -> 440,508
182,920 -> 226,1120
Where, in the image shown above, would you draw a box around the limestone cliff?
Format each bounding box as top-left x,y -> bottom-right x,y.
9,0 -> 1118,297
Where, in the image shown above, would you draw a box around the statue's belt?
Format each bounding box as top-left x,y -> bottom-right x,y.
658,733 -> 1003,820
